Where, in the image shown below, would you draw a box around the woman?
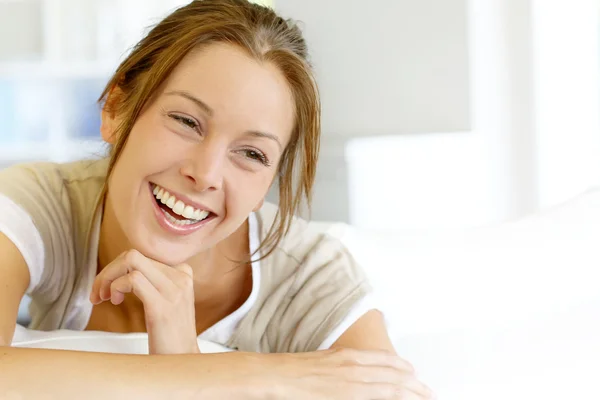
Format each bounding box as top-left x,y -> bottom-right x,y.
0,0 -> 432,398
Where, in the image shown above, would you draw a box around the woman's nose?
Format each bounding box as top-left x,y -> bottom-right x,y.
179,140 -> 226,192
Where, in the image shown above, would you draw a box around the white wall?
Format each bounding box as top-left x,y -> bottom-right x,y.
532,0 -> 600,209
348,0 -> 539,230
0,1 -> 43,61
275,0 -> 470,136
276,0 -> 600,228
347,131 -> 493,229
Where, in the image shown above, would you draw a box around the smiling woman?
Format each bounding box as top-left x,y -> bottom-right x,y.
0,1 -> 432,399
100,42 -> 298,265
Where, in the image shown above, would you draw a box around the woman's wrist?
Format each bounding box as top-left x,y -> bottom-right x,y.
226,352 -> 281,400
172,351 -> 278,400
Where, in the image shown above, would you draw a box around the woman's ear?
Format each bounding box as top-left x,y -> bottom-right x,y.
100,87 -> 124,145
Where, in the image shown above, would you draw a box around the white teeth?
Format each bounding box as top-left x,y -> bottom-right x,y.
152,184 -> 212,223
193,209 -> 201,220
161,209 -> 199,226
182,205 -> 195,219
166,196 -> 176,208
160,192 -> 170,205
172,200 -> 185,216
198,210 -> 209,220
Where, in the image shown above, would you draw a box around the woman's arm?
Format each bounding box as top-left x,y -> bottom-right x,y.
0,347 -> 262,399
0,233 -> 32,346
1,343 -> 424,400
330,309 -> 398,353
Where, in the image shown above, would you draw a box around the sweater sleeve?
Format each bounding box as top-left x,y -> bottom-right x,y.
265,235 -> 375,353
0,193 -> 45,294
0,162 -> 73,301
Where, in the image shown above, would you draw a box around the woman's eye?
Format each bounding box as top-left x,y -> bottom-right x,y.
170,114 -> 199,130
243,149 -> 270,166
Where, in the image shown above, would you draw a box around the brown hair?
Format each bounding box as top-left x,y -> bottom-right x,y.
98,0 -> 320,260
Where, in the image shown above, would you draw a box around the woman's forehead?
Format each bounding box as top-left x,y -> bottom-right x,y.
161,43 -> 296,142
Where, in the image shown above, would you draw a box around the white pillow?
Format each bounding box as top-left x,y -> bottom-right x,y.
11,325 -> 233,354
324,187 -> 600,337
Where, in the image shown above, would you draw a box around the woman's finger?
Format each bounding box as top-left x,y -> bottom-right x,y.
338,363 -> 433,398
173,263 -> 194,279
90,251 -> 126,304
330,348 -> 415,373
110,270 -> 160,305
394,389 -> 428,400
91,250 -> 174,303
398,374 -> 434,399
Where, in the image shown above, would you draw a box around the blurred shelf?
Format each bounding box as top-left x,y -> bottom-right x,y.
0,139 -> 107,163
0,61 -> 115,80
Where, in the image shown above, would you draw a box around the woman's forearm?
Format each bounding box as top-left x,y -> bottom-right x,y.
0,346 -> 269,399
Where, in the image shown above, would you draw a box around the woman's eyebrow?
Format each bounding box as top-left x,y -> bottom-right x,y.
165,90 -> 214,117
245,130 -> 282,150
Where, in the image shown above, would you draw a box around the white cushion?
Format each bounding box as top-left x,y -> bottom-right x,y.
11,324 -> 233,354
320,187 -> 600,336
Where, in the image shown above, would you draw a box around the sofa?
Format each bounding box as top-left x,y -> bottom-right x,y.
14,187 -> 600,399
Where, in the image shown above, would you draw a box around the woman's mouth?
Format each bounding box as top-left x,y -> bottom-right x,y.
149,183 -> 216,234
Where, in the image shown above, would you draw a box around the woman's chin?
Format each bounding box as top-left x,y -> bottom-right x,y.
124,215 -> 229,266
126,235 -> 194,266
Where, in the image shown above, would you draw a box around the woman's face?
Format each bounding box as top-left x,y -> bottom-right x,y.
102,43 -> 295,265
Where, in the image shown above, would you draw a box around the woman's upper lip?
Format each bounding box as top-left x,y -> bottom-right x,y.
152,183 -> 216,215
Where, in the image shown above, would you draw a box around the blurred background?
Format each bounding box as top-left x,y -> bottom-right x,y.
1,0 -> 600,230
2,1 -> 600,399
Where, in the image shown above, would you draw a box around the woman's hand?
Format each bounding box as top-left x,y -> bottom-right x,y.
89,249 -> 199,355
259,348 -> 434,400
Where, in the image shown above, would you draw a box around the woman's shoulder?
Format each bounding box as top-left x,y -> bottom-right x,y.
253,202 -> 367,293
0,158 -> 109,211
0,158 -> 109,188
